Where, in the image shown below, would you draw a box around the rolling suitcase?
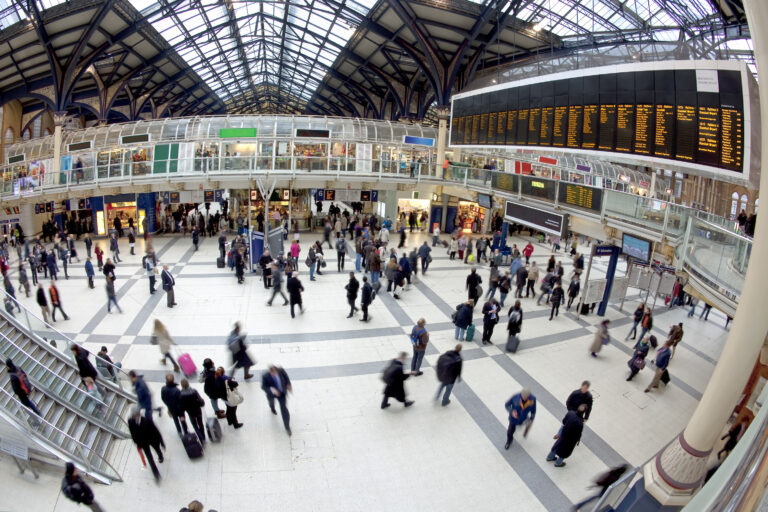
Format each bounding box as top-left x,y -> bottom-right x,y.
216,257 -> 225,268
206,417 -> 222,443
178,353 -> 197,378
465,324 -> 475,342
182,432 -> 203,459
505,334 -> 520,353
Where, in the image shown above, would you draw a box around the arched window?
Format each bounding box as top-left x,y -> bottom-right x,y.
44,128 -> 51,136
730,192 -> 739,218
740,194 -> 749,213
21,128 -> 30,141
4,128 -> 13,145
32,116 -> 42,138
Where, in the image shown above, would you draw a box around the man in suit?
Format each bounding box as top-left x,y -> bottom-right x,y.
261,365 -> 292,436
161,264 -> 177,308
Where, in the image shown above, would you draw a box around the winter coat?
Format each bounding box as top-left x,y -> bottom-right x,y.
161,382 -> 183,416
515,266 -> 528,287
505,392 -> 536,426
128,415 -> 164,449
552,410 -> 584,459
454,304 -> 473,329
180,387 -> 205,417
346,277 -> 360,299
369,252 -> 381,272
589,324 -> 610,353
550,287 -> 564,305
567,280 -> 581,298
436,350 -> 462,384
74,349 -> 98,380
287,276 -> 304,303
228,332 -> 254,369
133,375 -> 152,412
361,282 -> 373,305
565,390 -> 593,421
382,359 -> 409,401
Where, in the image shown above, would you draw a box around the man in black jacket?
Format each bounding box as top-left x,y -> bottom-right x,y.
435,345 -> 463,406
261,365 -> 293,436
180,378 -> 206,444
286,272 -> 305,318
345,272 -> 359,318
128,406 -> 165,481
6,358 -> 41,417
466,267 -> 482,305
62,463 -> 104,511
360,276 -> 373,322
161,373 -> 187,437
381,352 -> 414,409
565,381 -> 593,422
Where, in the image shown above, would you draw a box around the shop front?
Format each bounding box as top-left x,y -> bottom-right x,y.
455,200 -> 488,233
397,196 -> 431,230
100,193 -> 153,236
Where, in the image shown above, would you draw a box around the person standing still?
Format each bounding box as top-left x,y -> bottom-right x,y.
286,271 -> 305,318
261,365 -> 293,436
161,264 -> 177,308
360,276 -> 372,322
409,318 -> 429,375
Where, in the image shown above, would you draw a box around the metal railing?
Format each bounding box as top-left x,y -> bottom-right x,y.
0,386 -> 121,483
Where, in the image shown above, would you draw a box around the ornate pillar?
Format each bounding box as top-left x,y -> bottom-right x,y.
641,0 -> 768,505
435,106 -> 450,179
52,111 -> 68,175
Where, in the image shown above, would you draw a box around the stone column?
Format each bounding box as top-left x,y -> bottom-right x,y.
641,0 -> 768,505
435,106 -> 450,179
52,111 -> 68,175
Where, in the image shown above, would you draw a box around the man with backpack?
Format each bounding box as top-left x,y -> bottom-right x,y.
435,345 -> 463,406
5,358 -> 41,417
409,319 -> 429,375
62,462 -> 105,511
381,352 -> 414,409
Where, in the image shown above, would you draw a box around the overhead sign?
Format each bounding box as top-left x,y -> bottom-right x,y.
371,190 -> 379,202
504,200 -> 566,237
402,135 -> 435,147
360,191 -> 371,201
558,183 -> 603,212
215,189 -> 224,202
161,191 -> 170,204
170,192 -> 180,204
204,190 -> 215,202
296,129 -> 330,138
219,128 -> 257,138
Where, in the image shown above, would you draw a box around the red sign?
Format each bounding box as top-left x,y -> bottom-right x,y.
539,156 -> 558,165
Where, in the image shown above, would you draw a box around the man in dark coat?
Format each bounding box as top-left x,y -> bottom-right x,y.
161,264 -> 177,308
345,272 -> 359,318
566,381 -> 593,421
286,272 -> 305,318
161,373 -> 187,436
466,267 -> 482,304
261,365 -> 293,436
435,344 -> 462,406
180,378 -> 206,443
5,358 -> 41,417
546,404 -> 587,467
71,345 -> 98,384
62,463 -> 104,512
381,352 -> 413,409
360,276 -> 372,322
128,406 -> 165,481
227,322 -> 254,379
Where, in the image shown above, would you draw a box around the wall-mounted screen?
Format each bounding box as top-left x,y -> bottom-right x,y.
622,233 -> 651,262
477,193 -> 491,209
504,200 -> 566,237
451,61 -> 753,180
557,183 -> 603,212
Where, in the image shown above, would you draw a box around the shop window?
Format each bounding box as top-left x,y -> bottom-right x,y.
740,194 -> 749,213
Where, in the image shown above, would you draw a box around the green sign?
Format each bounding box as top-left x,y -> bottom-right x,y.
219,128 -> 257,138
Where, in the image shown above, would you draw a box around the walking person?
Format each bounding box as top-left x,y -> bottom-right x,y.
266,263 -> 288,306
514,264 -> 528,298
638,307 -> 653,342
626,304 -> 645,340
498,272 -> 511,307
161,264 -> 177,308
61,463 -> 105,512
507,300 -> 523,345
109,233 -> 121,263
3,274 -> 20,312
504,387 -> 537,449
201,359 -> 225,419
46,250 -> 58,280
418,241 -> 431,274
345,272 -> 359,318
526,262 -> 538,298
409,318 -> 429,376
261,365 -> 292,435
286,270 -> 305,318
128,227 -> 136,255
129,370 -> 153,420
453,300 -> 474,341
481,298 -> 500,345
466,267 -> 482,304
589,319 -> 611,357
360,276 -> 372,322
381,352 -> 414,409
161,373 -> 187,437
144,253 -> 157,294
84,258 -> 95,289
335,235 -> 347,272
179,378 -> 206,444
105,276 -> 122,314
5,358 -> 42,417
84,234 -> 92,259
227,322 -> 254,380
573,465 -> 630,511
432,225 -> 440,246
152,319 -> 179,373
128,406 -> 165,481
644,339 -> 672,393
566,275 -> 580,310
718,419 -> 749,460
435,344 -> 463,406
546,405 -> 587,467
369,249 -> 381,285
626,337 -> 651,381
218,367 -> 244,429
549,282 -> 564,320
566,381 -> 593,421
49,282 -> 69,321
667,322 -> 684,359
36,283 -> 51,323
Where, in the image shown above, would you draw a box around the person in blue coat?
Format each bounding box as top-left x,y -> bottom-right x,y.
509,255 -> 522,279
84,257 -> 95,289
504,387 -> 537,449
645,339 -> 672,393
46,251 -> 58,280
398,253 -> 412,285
129,370 -> 153,419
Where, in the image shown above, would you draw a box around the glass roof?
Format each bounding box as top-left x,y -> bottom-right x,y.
131,0 -> 376,112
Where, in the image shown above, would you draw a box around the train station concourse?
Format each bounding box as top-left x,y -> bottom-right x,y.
0,0 -> 766,511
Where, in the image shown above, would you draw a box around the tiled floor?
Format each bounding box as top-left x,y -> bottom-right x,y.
0,229 -> 728,511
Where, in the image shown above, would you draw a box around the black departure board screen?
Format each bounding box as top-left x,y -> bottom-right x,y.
451,63 -> 748,173
557,184 -> 603,212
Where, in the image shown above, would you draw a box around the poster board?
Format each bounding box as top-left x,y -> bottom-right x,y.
610,276 -> 629,300
583,279 -> 606,304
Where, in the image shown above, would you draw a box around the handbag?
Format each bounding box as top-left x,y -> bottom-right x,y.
226,380 -> 244,406
632,356 -> 646,370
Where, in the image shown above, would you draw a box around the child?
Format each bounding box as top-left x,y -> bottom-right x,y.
94,245 -> 104,271
83,377 -> 105,416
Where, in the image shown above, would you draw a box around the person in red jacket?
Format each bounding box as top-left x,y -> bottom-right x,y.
522,242 -> 534,264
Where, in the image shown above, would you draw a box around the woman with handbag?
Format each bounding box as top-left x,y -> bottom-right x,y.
152,319 -> 179,373
626,336 -> 651,381
589,319 -> 611,358
217,367 -> 243,429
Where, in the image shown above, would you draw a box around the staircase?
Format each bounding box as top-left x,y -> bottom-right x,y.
0,303 -> 136,484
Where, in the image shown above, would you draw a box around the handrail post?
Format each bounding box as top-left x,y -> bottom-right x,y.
662,203 -> 670,239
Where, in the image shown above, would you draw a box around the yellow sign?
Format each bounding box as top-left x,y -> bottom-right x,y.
531,181 -> 545,189
96,211 -> 106,235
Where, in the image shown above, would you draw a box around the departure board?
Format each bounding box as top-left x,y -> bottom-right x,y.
557,184 -> 603,212
450,62 -> 750,174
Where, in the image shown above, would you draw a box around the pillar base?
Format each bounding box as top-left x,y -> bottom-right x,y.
642,433 -> 712,506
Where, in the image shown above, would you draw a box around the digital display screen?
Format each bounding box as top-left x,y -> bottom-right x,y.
295,129 -> 330,138
477,193 -> 491,209
451,65 -> 746,172
170,192 -> 180,204
504,201 -> 566,237
622,233 -> 651,262
557,184 -> 603,212
520,175 -> 556,201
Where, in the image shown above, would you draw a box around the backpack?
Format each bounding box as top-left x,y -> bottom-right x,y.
382,360 -> 398,385
410,327 -> 426,346
508,309 -> 522,324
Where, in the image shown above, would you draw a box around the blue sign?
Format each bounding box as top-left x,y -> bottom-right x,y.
215,189 -> 223,202
595,245 -> 618,257
315,189 -> 325,202
371,190 -> 378,202
403,135 -> 435,147
161,191 -> 170,205
84,198 -> 91,209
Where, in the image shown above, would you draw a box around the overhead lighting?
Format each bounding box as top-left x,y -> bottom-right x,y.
532,20 -> 545,32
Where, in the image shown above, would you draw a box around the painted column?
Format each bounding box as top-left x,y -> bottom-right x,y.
641,0 -> 768,505
435,106 -> 450,179
52,111 -> 67,175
